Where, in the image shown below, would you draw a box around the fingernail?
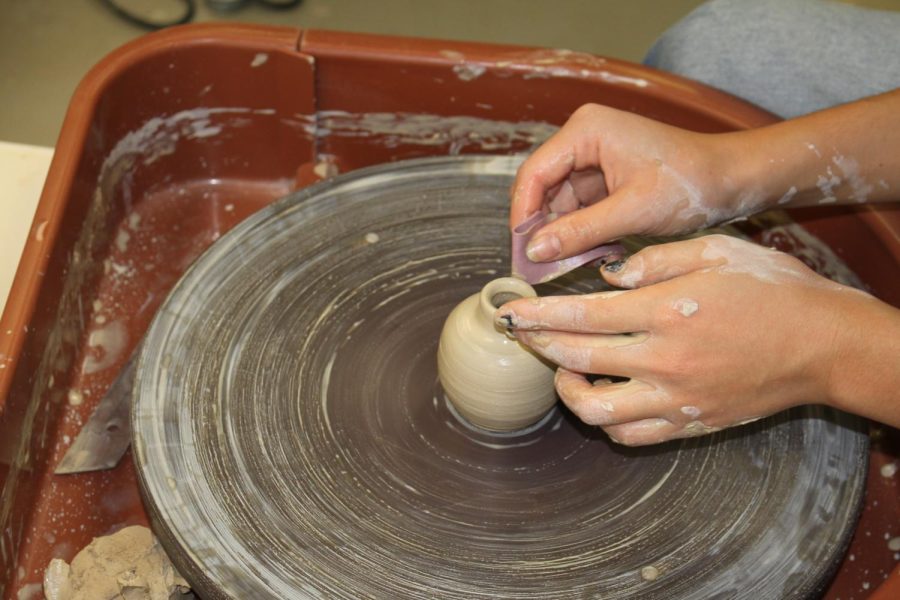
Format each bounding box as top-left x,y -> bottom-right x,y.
526,234 -> 561,262
494,313 -> 515,330
593,253 -> 624,268
603,258 -> 627,273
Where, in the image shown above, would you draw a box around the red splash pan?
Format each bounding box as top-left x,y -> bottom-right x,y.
0,23 -> 897,600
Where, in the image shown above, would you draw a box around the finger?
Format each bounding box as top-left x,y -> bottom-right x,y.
603,419 -> 681,446
510,133 -> 578,228
515,330 -> 647,376
604,417 -> 725,446
510,112 -> 607,228
554,368 -> 667,426
523,186 -> 647,262
601,234 -> 738,289
546,168 -> 608,214
496,290 -> 653,334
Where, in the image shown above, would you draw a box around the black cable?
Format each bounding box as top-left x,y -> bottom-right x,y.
100,0 -> 196,30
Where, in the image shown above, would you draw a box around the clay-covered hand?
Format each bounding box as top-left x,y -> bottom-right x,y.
495,235 -> 900,446
510,104 -> 753,263
512,91 -> 900,265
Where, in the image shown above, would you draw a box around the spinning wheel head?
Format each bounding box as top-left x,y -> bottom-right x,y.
132,156 -> 867,599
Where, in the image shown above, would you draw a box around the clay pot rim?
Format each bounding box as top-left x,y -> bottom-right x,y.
478,276 -> 536,325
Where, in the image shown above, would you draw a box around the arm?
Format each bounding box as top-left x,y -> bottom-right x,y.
726,89 -> 900,208
512,90 -> 900,263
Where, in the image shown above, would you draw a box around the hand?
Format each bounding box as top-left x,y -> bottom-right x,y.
495,235 -> 895,446
512,92 -> 900,265
511,104 -> 759,263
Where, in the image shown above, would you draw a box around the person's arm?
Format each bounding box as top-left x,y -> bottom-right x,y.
726,89 -> 900,209
512,90 -> 900,264
496,235 -> 900,446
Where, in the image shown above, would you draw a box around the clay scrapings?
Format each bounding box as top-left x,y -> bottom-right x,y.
132,156 -> 867,599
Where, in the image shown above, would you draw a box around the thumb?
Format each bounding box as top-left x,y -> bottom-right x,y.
601,235 -> 734,288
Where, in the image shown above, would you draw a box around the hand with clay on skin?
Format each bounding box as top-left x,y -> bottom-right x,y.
500,90 -> 900,445
498,235 -> 900,445
511,90 -> 900,264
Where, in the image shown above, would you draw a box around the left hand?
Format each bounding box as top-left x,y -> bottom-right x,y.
495,234 -> 878,446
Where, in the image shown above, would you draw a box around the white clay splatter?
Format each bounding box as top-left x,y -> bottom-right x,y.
816,167 -> 840,204
699,234 -> 859,291
680,406 -> 701,419
187,118 -> 222,139
250,53 -> 269,68
778,186 -> 797,205
114,229 -> 130,253
598,72 -> 648,87
657,164 -> 711,224
888,537 -> 900,552
453,63 -> 487,81
832,154 -> 873,203
734,189 -> 767,215
640,565 -> 660,581
83,320 -> 128,375
681,421 -> 721,436
15,582 -> 42,600
67,389 -> 83,406
364,232 -> 380,244
880,462 -> 897,478
315,110 -> 557,155
524,333 -> 593,371
617,259 -> 643,289
673,298 -> 699,317
313,161 -> 339,179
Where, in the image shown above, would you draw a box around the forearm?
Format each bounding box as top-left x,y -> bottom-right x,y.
826,294 -> 900,427
722,89 -> 900,210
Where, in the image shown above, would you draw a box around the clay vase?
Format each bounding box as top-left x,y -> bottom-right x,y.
437,277 -> 557,431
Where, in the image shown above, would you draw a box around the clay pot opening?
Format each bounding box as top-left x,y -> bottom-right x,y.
490,291 -> 522,308
478,277 -> 537,324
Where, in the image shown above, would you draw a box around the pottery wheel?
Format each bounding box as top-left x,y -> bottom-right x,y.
132,156 -> 867,599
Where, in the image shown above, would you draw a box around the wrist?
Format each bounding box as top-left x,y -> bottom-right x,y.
822,293 -> 900,423
705,129 -> 781,219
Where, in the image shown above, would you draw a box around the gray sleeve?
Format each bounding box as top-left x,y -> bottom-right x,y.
644,0 -> 900,118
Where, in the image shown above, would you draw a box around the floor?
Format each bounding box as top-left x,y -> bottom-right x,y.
1,0 -> 896,147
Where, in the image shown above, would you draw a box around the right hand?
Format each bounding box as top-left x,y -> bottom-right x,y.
511,104 -> 762,263
496,235 -> 887,445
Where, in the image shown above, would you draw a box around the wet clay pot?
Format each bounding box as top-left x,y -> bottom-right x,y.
438,277 -> 556,431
